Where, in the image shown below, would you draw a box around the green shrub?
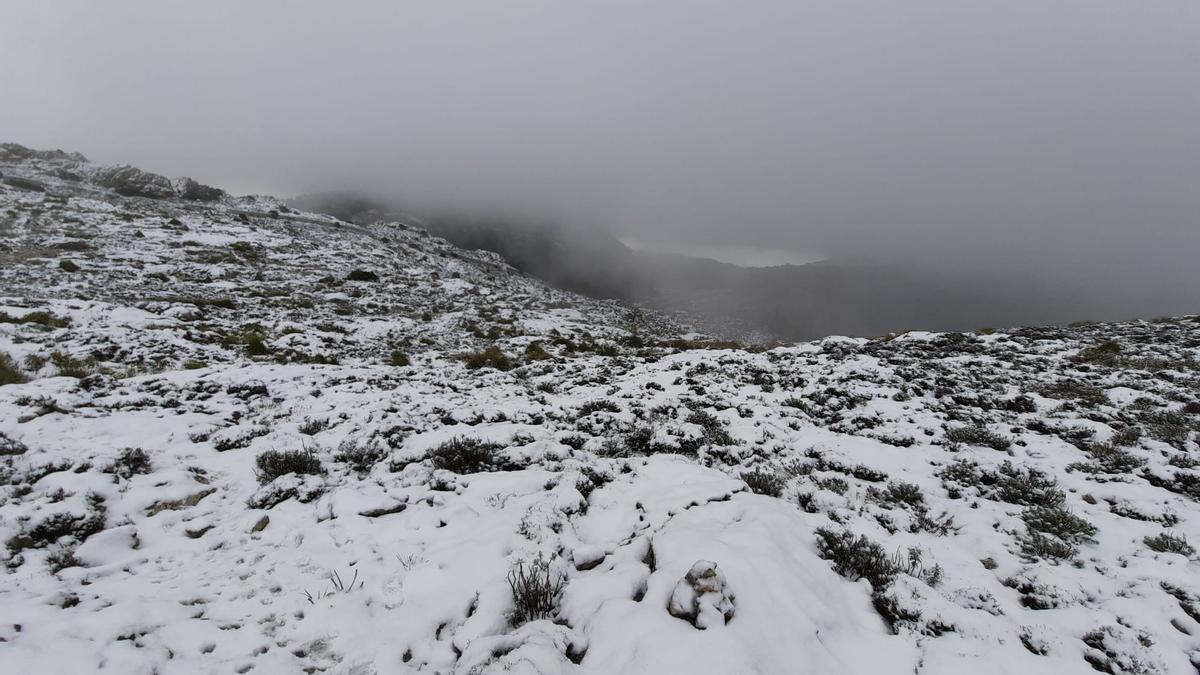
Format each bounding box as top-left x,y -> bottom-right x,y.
1144,532 -> 1195,557
559,434 -> 588,450
741,468 -> 786,497
429,437 -> 504,474
49,351 -> 96,378
464,346 -> 513,371
0,352 -> 27,385
103,448 -> 152,480
1038,381 -> 1108,406
244,333 -> 270,357
524,342 -> 552,361
58,259 -> 80,273
46,545 -> 82,573
578,399 -> 621,417
1067,442 -> 1145,474
0,311 -> 70,328
388,351 -> 411,367
686,409 -> 734,447
6,493 -> 107,556
1110,426 -> 1142,447
879,481 -> 925,509
814,528 -> 897,590
299,418 -> 330,435
995,463 -> 1066,508
944,425 -> 1011,451
1022,507 -> 1096,544
1018,532 -> 1078,561
255,449 -> 324,484
818,476 -> 849,495
1142,411 -> 1192,449
1072,340 -> 1121,365
0,432 -> 28,456
335,440 -> 386,474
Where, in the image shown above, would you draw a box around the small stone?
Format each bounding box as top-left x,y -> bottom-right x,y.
250,515 -> 270,533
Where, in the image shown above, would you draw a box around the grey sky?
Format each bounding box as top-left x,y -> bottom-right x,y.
3,1 -> 1199,291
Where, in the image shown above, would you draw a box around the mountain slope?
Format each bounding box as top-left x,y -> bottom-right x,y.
2,145 -> 1199,674
293,192 -> 1192,343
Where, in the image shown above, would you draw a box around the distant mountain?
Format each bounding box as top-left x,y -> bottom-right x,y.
292,192 -> 1178,341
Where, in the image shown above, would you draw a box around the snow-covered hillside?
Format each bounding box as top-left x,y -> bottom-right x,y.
1,144 -> 1198,674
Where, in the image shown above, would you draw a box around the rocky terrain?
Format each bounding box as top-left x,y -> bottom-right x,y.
1,144 -> 1199,674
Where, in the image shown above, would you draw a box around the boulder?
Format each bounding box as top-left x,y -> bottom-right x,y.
667,560 -> 735,629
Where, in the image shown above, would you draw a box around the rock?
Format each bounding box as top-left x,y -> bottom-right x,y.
572,546 -> 606,571
94,165 -> 175,199
358,503 -> 407,518
249,515 -> 270,532
184,524 -> 214,539
175,177 -> 225,202
145,488 -> 217,516
163,305 -> 203,321
667,560 -> 735,629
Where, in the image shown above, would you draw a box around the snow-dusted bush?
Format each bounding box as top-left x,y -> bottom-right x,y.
254,449 -> 324,484
1038,380 -> 1109,406
334,440 -> 386,474
507,556 -> 564,625
0,431 -> 28,456
0,351 -> 27,385
877,481 -> 925,509
817,476 -> 848,495
1143,532 -> 1195,557
685,410 -> 734,447
48,351 -> 96,378
994,463 -> 1066,508
6,493 -> 107,556
429,437 -> 504,474
1022,507 -> 1096,545
740,468 -> 785,497
464,345 -> 513,371
910,509 -> 959,536
1018,532 -> 1078,561
298,417 -> 330,435
944,425 -> 1011,451
577,399 -> 620,418
559,433 -> 588,450
1068,442 -> 1145,474
814,528 -> 897,590
102,447 -> 152,480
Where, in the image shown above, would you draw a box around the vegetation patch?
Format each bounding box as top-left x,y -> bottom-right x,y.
429,437 -> 505,474
255,449 -> 325,484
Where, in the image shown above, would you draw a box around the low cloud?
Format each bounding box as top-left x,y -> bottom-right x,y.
3,0 -> 1198,317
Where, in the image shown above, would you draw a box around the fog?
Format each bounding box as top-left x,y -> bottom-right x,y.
3,0 -> 1199,323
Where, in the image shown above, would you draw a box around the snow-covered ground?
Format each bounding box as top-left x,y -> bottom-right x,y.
1,144 -> 1199,674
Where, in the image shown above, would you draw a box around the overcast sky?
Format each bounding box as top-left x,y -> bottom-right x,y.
3,1 -> 1199,287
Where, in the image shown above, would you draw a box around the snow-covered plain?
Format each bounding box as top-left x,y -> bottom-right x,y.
1,144 -> 1199,674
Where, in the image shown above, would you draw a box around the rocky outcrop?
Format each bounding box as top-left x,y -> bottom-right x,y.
93,165 -> 177,199
176,177 -> 225,201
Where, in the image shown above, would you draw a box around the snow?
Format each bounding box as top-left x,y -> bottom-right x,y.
1,144 -> 1199,673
